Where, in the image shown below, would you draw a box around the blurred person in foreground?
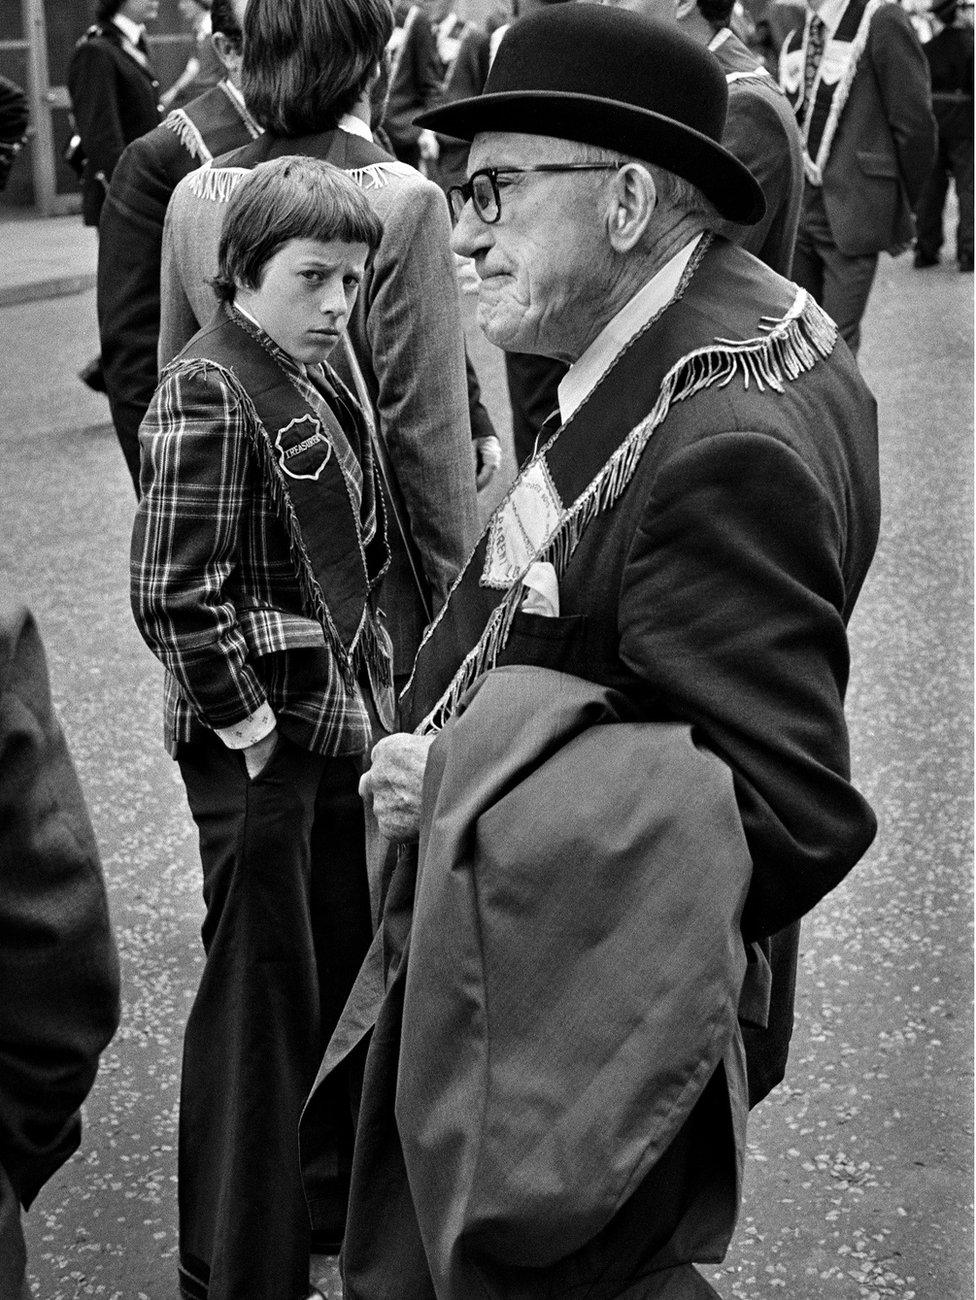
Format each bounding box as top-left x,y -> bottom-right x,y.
98,0 -> 260,491
778,0 -> 936,353
306,7 -> 882,1295
132,157 -> 388,1300
160,0 -> 483,691
0,601 -> 120,1300
913,0 -> 973,272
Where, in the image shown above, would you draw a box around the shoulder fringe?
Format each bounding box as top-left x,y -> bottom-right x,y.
163,356 -> 390,691
802,0 -> 890,184
187,159 -> 416,203
163,108 -> 213,165
413,288 -> 837,735
188,163 -> 249,202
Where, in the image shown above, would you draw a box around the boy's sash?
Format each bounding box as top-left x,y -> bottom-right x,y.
400,239 -> 837,734
174,310 -> 391,688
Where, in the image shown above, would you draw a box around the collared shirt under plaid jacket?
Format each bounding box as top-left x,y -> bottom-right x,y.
130,307 -> 373,759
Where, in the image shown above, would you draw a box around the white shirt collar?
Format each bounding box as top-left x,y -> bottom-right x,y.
708,26 -> 733,51
112,12 -> 145,46
807,0 -> 848,39
338,113 -> 373,142
557,235 -> 702,424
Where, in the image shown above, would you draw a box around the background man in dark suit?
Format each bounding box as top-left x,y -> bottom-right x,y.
384,0 -> 448,167
913,0 -> 973,272
67,0 -> 163,228
779,0 -> 937,353
623,0 -> 804,278
68,0 -> 163,394
97,0 -> 258,491
0,75 -> 29,192
0,601 -> 120,1300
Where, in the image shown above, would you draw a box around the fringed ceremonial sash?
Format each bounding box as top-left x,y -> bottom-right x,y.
400,241 -> 838,735
174,311 -> 392,691
781,0 -> 890,184
163,80 -> 262,165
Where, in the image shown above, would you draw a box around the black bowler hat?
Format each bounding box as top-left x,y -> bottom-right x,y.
416,4 -> 765,224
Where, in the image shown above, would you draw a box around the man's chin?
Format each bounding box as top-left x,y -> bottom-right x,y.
476,304 -> 534,355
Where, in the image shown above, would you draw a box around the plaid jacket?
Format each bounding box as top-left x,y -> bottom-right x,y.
131,308 -> 373,759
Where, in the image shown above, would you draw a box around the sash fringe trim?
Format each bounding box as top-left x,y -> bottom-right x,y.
168,358 -> 390,691
163,108 -> 213,165
414,288 -> 837,734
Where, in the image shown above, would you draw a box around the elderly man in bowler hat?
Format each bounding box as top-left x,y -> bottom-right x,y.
306,7 -> 882,1296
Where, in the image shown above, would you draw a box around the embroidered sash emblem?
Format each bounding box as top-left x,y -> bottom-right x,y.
275,415 -> 332,481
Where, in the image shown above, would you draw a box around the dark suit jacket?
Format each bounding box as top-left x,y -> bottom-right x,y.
98,83 -> 259,490
782,2 -> 936,255
0,603 -> 120,1299
385,4 -> 444,159
67,22 -> 162,226
714,31 -> 804,276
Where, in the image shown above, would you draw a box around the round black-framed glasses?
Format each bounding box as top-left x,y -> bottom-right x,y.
447,164 -> 622,225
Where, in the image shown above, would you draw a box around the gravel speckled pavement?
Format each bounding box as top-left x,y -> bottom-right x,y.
0,211 -> 971,1299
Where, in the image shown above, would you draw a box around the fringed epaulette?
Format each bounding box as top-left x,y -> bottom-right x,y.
346,160 -> 418,190
188,163 -> 249,202
163,108 -> 213,165
412,289 -> 837,734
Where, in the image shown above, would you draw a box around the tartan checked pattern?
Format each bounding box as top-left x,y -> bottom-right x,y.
131,311 -> 372,759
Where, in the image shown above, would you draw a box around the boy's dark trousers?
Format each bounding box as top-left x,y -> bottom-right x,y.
175,730 -> 371,1300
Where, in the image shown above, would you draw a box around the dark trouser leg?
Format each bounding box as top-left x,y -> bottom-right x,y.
793,185 -> 878,355
504,351 -> 568,468
176,734 -> 369,1300
915,137 -> 950,261
820,244 -> 878,356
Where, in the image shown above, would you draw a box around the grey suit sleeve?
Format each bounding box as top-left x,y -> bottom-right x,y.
159,184 -> 206,369
869,4 -> 937,207
362,177 -> 479,605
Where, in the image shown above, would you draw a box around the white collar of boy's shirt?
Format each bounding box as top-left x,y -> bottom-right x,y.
708,26 -> 733,51
557,235 -> 701,424
805,0 -> 848,40
112,13 -> 145,46
338,113 -> 373,142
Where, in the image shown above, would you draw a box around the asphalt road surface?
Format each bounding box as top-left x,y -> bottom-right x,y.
0,246 -> 971,1300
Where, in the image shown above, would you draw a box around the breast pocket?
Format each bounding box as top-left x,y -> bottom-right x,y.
501,611 -> 587,673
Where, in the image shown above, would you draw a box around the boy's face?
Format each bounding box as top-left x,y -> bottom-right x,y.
236,237 -> 370,366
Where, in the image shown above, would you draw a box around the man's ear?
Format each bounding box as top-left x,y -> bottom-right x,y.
212,32 -> 242,74
605,163 -> 657,253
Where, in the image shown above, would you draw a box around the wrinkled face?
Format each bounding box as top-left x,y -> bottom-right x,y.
236,238 -> 369,366
451,132 -> 614,361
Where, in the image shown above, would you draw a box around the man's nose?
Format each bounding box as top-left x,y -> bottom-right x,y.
451,204 -> 491,260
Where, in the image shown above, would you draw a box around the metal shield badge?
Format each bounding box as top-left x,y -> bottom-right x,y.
275,415 -> 332,482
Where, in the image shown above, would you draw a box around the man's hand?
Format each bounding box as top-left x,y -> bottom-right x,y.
418,128 -> 440,162
359,733 -> 435,843
474,433 -> 502,490
243,728 -> 278,780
